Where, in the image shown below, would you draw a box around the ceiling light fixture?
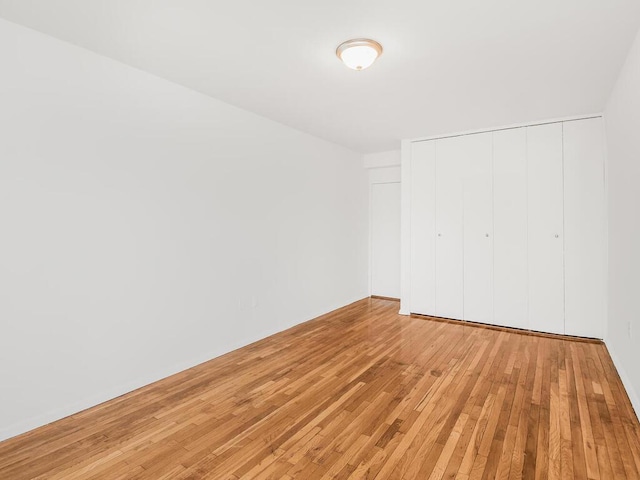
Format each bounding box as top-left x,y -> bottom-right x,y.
336,38 -> 383,71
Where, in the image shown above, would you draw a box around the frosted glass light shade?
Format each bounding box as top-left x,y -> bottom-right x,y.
336,39 -> 383,70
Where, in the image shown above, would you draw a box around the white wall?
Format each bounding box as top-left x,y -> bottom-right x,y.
604,26 -> 640,415
363,150 -> 400,169
0,18 -> 368,441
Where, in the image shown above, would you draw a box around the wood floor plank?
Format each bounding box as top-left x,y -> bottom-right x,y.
1,298 -> 639,479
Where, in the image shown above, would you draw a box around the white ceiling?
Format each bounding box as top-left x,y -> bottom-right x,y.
1,0 -> 639,153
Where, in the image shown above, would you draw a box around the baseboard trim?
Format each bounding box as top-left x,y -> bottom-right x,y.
409,313 -> 603,344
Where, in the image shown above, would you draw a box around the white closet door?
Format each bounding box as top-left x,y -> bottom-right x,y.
371,182 -> 401,298
493,128 -> 528,328
410,141 -> 436,314
462,133 -> 493,323
527,123 -> 564,334
563,118 -> 605,338
435,136 -> 464,320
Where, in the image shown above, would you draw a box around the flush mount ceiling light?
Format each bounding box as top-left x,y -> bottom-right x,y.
336,38 -> 383,70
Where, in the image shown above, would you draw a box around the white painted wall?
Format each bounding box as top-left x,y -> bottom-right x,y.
363,150 -> 401,169
0,18 -> 368,441
604,26 -> 640,416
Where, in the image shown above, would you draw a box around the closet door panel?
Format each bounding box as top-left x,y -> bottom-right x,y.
462,133 -> 493,323
435,137 -> 464,320
527,123 -> 564,334
410,141 -> 436,314
493,128 -> 528,328
563,118 -> 605,338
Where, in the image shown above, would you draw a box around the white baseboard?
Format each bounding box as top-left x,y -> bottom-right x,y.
606,343 -> 640,421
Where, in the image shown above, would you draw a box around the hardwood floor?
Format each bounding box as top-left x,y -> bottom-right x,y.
1,298 -> 639,479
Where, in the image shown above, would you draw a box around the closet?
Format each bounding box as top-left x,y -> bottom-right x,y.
563,119 -> 606,338
434,136 -> 465,320
492,128 -> 527,329
527,123 -> 564,334
407,117 -> 605,337
461,133 -> 493,324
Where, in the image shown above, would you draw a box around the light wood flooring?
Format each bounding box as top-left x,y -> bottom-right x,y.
1,298 -> 639,479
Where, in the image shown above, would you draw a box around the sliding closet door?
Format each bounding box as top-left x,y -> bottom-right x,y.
410,141 -> 436,314
493,128 -> 528,328
435,137 -> 464,320
563,118 -> 605,338
462,133 -> 493,323
527,123 -> 564,334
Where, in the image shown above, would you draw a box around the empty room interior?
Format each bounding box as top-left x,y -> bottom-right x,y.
2,1 -> 640,478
